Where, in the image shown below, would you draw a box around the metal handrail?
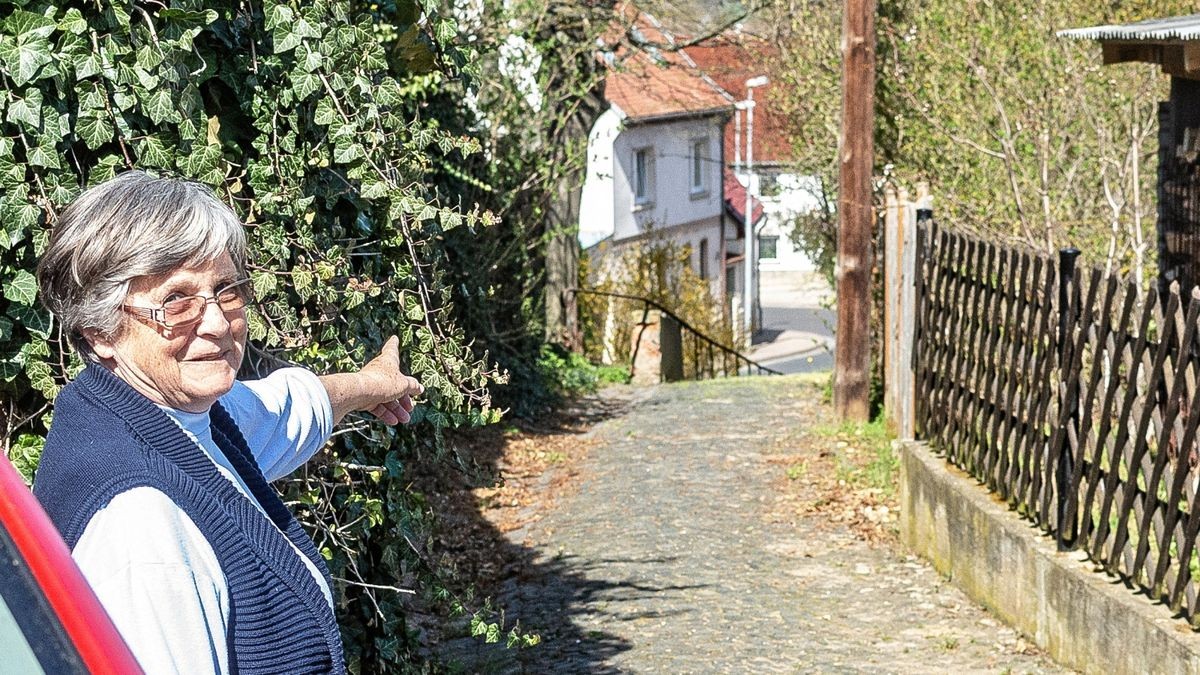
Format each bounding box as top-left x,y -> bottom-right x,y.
564,287 -> 783,379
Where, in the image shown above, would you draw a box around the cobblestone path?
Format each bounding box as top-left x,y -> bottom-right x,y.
451,376 -> 1069,673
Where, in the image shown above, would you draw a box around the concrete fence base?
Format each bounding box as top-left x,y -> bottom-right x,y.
898,440 -> 1200,675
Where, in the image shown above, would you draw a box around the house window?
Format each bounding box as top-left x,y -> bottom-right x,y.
699,238 -> 709,279
690,139 -> 708,194
634,147 -> 654,206
759,235 -> 778,260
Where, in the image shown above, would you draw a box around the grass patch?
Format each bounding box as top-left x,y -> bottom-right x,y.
813,416 -> 898,495
785,462 -> 807,481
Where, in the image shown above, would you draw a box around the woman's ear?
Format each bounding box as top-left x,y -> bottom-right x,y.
81,328 -> 117,360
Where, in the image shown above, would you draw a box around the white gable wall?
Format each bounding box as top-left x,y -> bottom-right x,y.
581,109 -> 731,304
611,115 -> 726,240
578,107 -> 622,248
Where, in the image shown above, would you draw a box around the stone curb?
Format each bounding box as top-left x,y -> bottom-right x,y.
898,439 -> 1200,675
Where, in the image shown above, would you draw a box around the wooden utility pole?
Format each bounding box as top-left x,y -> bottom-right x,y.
835,0 -> 876,421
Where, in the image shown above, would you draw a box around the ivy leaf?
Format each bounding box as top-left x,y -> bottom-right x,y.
144,88 -> 179,124
1,198 -> 40,248
157,8 -> 218,26
439,209 -> 462,230
314,98 -> 337,126
5,87 -> 42,129
76,113 -> 113,150
302,47 -> 323,72
43,111 -> 68,144
291,70 -> 320,100
360,180 -> 388,199
4,269 -> 37,305
265,4 -> 295,30
135,136 -> 173,167
406,301 -> 425,322
10,305 -> 50,340
0,360 -> 19,383
179,84 -> 203,119
272,25 -> 301,54
247,310 -> 267,342
111,90 -> 137,113
333,142 -> 363,165
74,52 -> 101,79
134,65 -> 160,90
293,268 -> 314,298
78,83 -> 106,112
17,338 -> 51,363
58,8 -> 88,35
0,32 -> 55,86
102,5 -> 131,30
435,18 -> 458,45
416,327 -> 433,352
251,270 -> 278,297
3,9 -> 57,39
374,78 -> 403,107
27,143 -> 60,169
178,143 -> 222,184
293,18 -> 321,39
90,154 -> 121,183
134,44 -> 164,72
25,359 -> 58,399
43,178 -> 74,207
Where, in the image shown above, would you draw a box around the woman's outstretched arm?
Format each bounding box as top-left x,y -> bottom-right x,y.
318,336 -> 424,426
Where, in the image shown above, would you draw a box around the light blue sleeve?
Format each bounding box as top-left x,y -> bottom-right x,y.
219,367 -> 334,482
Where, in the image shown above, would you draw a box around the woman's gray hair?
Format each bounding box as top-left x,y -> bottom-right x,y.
37,170 -> 248,362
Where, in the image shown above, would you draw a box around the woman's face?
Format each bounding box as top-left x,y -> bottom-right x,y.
88,252 -> 247,413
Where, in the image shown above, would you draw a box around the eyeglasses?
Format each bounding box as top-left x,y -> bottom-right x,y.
123,278 -> 254,328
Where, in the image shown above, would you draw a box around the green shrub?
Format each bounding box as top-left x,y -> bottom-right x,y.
580,234 -> 735,376
536,343 -> 629,399
0,0 -> 500,669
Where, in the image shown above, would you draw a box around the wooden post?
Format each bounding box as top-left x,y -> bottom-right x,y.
883,185 -> 917,438
835,0 -> 877,422
883,186 -> 898,420
659,314 -> 684,382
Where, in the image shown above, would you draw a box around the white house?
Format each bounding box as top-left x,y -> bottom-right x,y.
687,33 -> 823,277
578,10 -> 736,304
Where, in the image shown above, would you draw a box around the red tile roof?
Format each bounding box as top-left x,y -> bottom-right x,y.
601,8 -> 734,122
684,33 -> 793,165
723,167 -> 765,233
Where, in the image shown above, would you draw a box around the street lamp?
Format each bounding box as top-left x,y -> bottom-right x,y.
742,75 -> 769,341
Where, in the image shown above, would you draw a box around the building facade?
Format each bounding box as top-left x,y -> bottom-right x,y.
579,10 -> 736,304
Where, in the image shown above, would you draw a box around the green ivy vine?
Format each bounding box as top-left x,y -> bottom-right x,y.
0,0 -> 503,669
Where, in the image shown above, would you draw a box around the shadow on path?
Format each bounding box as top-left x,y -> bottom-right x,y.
416,391 -> 665,673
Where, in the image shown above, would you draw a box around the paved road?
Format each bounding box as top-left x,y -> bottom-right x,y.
750,272 -> 835,375
760,305 -> 837,337
446,376 -> 1069,673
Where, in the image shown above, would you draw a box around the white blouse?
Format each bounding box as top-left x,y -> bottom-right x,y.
71,367 -> 334,675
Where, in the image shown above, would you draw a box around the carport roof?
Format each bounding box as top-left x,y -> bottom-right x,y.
1058,14 -> 1200,42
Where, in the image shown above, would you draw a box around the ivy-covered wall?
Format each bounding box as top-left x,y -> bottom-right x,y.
0,0 -> 502,668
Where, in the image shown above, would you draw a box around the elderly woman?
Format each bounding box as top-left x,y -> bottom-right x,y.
32,170 -> 420,674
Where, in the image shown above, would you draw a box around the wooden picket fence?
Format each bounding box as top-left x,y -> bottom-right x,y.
913,222 -> 1200,626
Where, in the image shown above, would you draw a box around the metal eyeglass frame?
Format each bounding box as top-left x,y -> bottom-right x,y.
122,277 -> 254,329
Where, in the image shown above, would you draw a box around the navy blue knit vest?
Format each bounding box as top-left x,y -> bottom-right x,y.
33,365 -> 346,674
